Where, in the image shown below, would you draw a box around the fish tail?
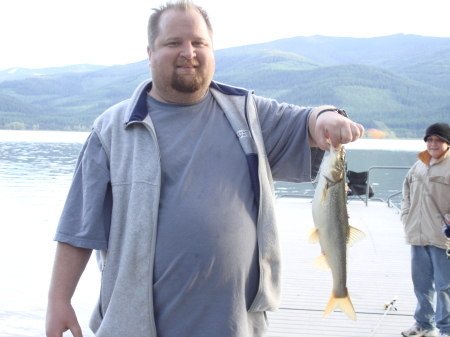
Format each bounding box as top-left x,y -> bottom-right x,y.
323,290 -> 356,321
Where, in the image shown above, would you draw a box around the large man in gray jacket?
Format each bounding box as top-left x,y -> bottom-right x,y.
46,1 -> 364,336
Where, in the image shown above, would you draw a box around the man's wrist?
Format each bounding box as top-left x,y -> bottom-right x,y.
316,108 -> 348,120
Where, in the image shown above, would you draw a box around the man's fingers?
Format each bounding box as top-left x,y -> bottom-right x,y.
328,126 -> 348,148
353,123 -> 365,139
313,110 -> 365,151
69,324 -> 83,337
333,122 -> 365,147
320,122 -> 364,150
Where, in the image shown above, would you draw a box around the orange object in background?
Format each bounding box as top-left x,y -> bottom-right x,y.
367,128 -> 386,139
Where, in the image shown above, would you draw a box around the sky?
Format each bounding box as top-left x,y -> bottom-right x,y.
1,0 -> 449,72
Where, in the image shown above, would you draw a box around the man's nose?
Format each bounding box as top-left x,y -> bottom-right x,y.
180,43 -> 196,59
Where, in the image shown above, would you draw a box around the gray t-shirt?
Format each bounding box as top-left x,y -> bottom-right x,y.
55,89 -> 316,336
148,92 -> 264,336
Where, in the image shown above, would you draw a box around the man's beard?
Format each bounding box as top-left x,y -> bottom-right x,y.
171,72 -> 206,93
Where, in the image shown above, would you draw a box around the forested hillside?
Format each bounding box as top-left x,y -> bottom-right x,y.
0,34 -> 449,137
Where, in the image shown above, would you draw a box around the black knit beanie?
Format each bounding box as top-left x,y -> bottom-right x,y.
423,122 -> 450,144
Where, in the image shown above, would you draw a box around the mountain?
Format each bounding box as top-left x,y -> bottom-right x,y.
0,34 -> 449,137
221,34 -> 450,91
0,64 -> 108,82
0,61 -> 149,131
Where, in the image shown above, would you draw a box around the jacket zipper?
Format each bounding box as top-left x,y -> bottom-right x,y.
144,120 -> 161,337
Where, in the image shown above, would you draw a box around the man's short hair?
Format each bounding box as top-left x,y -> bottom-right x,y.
147,0 -> 213,49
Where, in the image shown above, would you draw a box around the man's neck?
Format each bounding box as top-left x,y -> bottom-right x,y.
149,86 -> 208,104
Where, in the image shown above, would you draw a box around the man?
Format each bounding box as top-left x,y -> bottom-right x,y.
401,122 -> 450,337
46,1 -> 364,336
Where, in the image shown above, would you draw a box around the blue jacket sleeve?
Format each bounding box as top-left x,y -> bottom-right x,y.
54,132 -> 112,250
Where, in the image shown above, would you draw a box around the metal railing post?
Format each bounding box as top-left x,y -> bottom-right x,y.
365,166 -> 411,206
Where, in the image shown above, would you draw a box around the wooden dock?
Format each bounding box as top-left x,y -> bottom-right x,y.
266,197 -> 415,337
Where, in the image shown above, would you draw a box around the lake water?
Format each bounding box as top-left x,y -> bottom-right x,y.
0,130 -> 425,337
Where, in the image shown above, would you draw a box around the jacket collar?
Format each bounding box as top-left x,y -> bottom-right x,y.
418,148 -> 450,166
124,80 -> 249,125
124,80 -> 153,125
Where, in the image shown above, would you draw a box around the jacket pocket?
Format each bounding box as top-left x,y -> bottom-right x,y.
89,297 -> 103,333
429,175 -> 450,185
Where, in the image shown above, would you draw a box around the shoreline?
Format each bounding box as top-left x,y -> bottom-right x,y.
0,130 -> 426,151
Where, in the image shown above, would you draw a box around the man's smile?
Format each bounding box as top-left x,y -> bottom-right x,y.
176,64 -> 199,73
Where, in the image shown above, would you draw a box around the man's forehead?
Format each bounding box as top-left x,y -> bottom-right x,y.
159,8 -> 205,28
157,8 -> 212,41
163,34 -> 208,41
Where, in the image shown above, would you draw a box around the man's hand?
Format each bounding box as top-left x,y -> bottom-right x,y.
46,242 -> 92,337
46,301 -> 83,337
309,106 -> 364,151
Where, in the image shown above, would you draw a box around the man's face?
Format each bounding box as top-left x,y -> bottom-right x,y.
148,8 -> 215,101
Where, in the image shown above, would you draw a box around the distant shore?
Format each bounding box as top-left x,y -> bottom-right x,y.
0,129 -> 426,151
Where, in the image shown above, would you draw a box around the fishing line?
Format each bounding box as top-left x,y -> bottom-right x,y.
368,296 -> 397,337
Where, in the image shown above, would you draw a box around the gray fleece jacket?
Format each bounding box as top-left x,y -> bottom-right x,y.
88,79 -> 323,336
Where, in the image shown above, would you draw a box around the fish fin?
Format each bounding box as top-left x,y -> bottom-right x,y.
347,226 -> 366,247
323,290 -> 357,321
312,254 -> 330,270
307,227 -> 320,244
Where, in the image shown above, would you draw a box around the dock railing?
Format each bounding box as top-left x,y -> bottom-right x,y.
275,166 -> 412,210
365,166 -> 411,207
387,191 -> 403,212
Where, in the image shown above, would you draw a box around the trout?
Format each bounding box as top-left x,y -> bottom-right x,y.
309,144 -> 365,321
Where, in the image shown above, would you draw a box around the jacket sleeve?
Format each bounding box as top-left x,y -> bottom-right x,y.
400,168 -> 413,224
254,95 -> 324,183
54,132 -> 112,250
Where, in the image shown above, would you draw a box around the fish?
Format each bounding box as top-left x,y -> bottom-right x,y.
309,144 -> 365,321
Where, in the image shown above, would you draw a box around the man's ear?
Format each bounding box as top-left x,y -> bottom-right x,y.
147,46 -> 152,63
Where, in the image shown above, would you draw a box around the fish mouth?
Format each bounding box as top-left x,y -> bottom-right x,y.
330,146 -> 346,182
320,145 -> 346,184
